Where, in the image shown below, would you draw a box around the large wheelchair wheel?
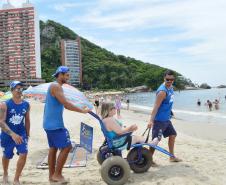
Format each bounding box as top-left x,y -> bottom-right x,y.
101,156 -> 130,185
127,147 -> 152,173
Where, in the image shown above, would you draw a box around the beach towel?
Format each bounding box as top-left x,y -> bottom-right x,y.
36,142 -> 87,169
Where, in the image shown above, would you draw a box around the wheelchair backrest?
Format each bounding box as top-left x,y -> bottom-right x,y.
89,111 -> 114,148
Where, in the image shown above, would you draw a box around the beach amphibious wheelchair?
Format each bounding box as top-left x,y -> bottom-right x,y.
89,112 -> 175,185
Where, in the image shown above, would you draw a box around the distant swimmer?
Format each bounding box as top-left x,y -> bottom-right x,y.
126,98 -> 130,110
213,99 -> 219,110
197,99 -> 201,106
206,100 -> 213,111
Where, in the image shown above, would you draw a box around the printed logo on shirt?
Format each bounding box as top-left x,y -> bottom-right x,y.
10,109 -> 16,114
9,114 -> 23,125
170,94 -> 174,103
22,109 -> 27,114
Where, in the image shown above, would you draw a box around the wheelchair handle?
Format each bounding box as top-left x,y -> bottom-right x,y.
142,127 -> 151,143
89,111 -> 101,121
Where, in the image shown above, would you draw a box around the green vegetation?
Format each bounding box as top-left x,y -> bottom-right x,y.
0,87 -> 9,92
40,20 -> 193,90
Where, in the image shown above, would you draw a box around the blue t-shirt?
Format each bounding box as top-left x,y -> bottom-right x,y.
43,83 -> 64,130
154,83 -> 174,122
1,99 -> 29,136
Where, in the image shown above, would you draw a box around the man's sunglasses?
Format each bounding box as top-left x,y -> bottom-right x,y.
165,78 -> 175,82
14,88 -> 23,92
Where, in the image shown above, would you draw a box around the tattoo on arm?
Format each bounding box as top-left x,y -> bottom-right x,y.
0,123 -> 13,136
0,107 -> 4,116
0,106 -> 13,136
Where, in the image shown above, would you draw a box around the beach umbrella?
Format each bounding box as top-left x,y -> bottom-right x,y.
23,86 -> 34,99
0,91 -> 4,97
23,83 -> 93,109
0,91 -> 12,102
26,85 -> 33,91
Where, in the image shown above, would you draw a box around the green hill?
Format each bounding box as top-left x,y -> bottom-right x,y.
40,20 -> 193,90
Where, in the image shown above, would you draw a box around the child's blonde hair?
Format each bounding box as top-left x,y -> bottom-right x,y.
101,102 -> 115,119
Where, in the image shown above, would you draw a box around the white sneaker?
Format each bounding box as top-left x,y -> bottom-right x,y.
151,137 -> 159,146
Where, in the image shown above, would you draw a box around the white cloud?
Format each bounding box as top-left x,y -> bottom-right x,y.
53,3 -> 80,12
0,0 -> 47,8
71,0 -> 185,30
53,2 -> 95,12
0,0 -> 24,7
39,14 -> 48,21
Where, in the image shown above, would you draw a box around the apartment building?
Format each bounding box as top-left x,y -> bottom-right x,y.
0,1 -> 44,87
61,38 -> 82,86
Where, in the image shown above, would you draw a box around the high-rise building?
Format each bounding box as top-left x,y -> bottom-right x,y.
0,0 -> 44,87
61,38 -> 82,87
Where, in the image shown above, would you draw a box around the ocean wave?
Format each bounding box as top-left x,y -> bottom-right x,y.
174,109 -> 226,119
125,103 -> 226,120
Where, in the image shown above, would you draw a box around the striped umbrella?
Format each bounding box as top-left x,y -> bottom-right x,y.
23,83 -> 93,109
0,91 -> 12,102
0,91 -> 4,97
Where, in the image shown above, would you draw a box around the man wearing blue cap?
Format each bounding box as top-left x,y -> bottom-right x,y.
43,66 -> 90,183
0,81 -> 30,185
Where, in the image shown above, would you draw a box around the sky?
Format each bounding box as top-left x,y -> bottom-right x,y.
1,0 -> 226,86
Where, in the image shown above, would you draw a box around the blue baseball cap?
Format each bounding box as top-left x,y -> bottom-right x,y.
10,81 -> 23,90
52,66 -> 70,77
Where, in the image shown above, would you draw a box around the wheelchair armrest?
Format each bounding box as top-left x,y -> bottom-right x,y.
105,131 -> 132,150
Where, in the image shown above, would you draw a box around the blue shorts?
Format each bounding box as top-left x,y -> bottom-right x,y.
152,120 -> 177,140
45,128 -> 72,149
1,133 -> 28,159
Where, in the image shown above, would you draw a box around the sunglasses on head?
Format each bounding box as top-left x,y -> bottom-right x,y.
165,78 -> 174,82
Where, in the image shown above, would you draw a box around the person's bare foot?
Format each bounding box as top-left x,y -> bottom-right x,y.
13,180 -> 21,185
51,175 -> 69,184
3,174 -> 9,185
170,157 -> 182,162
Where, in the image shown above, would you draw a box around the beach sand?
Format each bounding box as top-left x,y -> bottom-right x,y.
0,102 -> 226,185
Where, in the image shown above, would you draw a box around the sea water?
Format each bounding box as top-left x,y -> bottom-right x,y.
126,88 -> 226,124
